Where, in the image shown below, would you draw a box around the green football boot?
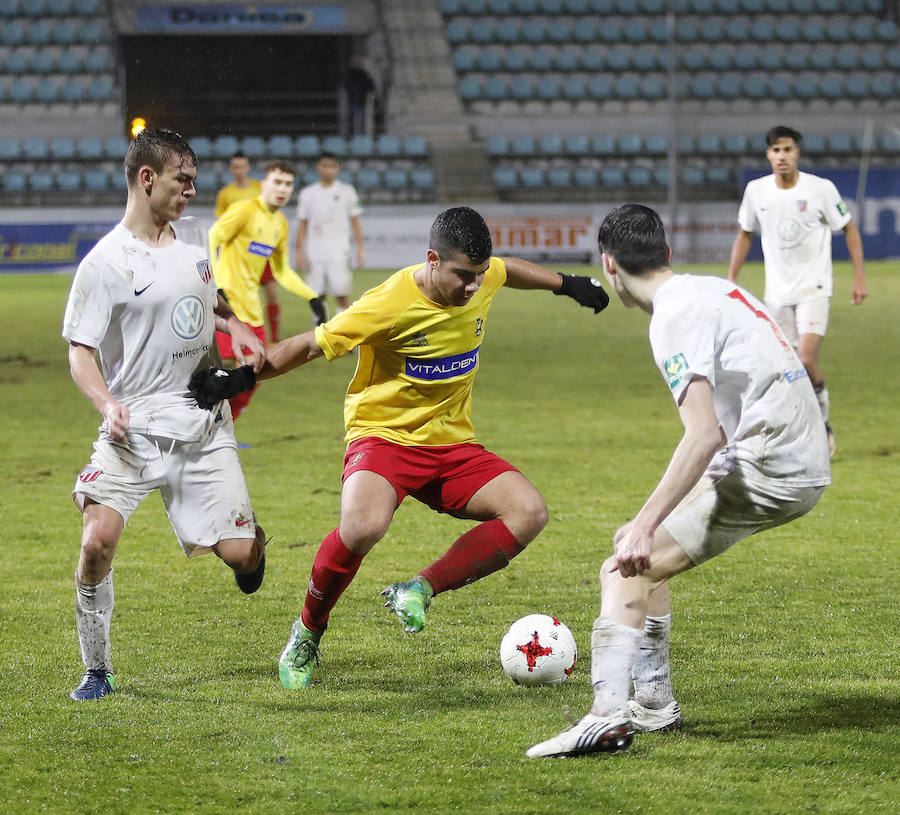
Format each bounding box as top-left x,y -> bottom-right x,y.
278,618 -> 322,689
381,577 -> 433,633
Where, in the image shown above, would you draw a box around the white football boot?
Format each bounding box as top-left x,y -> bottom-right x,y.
627,699 -> 684,732
526,711 -> 634,758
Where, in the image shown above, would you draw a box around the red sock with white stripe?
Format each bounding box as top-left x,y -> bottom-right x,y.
301,529 -> 364,633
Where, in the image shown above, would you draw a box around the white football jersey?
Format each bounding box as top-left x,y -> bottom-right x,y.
650,274 -> 830,488
737,171 -> 851,307
296,180 -> 363,263
62,218 -> 227,442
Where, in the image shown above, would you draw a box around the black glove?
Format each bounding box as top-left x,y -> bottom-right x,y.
188,365 -> 256,410
553,274 -> 610,313
309,297 -> 328,327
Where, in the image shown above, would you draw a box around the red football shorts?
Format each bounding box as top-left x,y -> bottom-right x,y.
260,263 -> 274,285
342,437 -> 519,513
215,322 -> 266,361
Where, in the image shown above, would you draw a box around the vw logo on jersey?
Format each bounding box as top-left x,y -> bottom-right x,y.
170,295 -> 205,340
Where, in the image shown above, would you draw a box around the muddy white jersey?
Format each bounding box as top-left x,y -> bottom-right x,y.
737,171 -> 851,307
296,180 -> 362,263
62,218 -> 226,442
650,274 -> 831,489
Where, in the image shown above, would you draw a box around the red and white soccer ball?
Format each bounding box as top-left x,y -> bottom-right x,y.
499,614 -> 577,687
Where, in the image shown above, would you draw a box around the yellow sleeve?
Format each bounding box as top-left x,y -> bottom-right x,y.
209,202 -> 251,284
314,275 -> 400,360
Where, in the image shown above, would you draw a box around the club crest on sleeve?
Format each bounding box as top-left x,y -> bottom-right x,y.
78,465 -> 103,483
197,259 -> 211,284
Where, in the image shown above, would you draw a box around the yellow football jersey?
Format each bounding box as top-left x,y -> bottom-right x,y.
315,257 -> 507,446
209,196 -> 316,327
214,179 -> 262,217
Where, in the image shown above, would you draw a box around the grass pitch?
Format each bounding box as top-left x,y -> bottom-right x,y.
1,262 -> 897,814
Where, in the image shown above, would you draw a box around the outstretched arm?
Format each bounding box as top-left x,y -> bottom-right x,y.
727,229 -> 754,282
69,342 -> 129,442
214,294 -> 266,371
611,377 -> 724,578
842,221 -> 867,305
502,256 -> 609,313
257,330 -> 325,380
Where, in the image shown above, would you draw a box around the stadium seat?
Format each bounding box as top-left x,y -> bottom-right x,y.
505,75 -> 530,101
591,133 -> 615,155
538,134 -> 564,155
844,73 -> 870,98
61,77 -> 86,102
452,47 -> 477,73
104,135 -> 129,159
76,135 -> 103,159
212,134 -> 240,158
59,48 -> 85,73
793,75 -> 819,99
835,46 -> 859,71
614,75 -> 639,99
403,135 -> 428,157
0,137 -> 21,160
723,134 -> 749,154
696,134 -> 721,154
477,48 -> 503,72
47,0 -> 73,13
879,131 -> 900,153
588,75 -> 612,100
410,166 -> 435,189
860,49 -> 884,71
50,136 -> 76,159
561,76 -> 587,100
87,76 -> 113,102
828,133 -> 856,154
677,134 -> 696,153
383,168 -> 409,188
458,76 -> 482,100
322,135 -> 347,156
535,76 -> 560,100
652,166 -> 669,186
597,19 -> 622,43
2,20 -> 26,45
606,48 -> 630,72
706,166 -> 732,185
74,0 -> 100,12
36,78 -> 61,103
617,134 -> 642,154
573,166 -> 598,186
190,135 -> 212,159
485,134 -> 510,156
801,132 -> 826,153
733,46 -> 758,71
193,169 -> 220,192
28,22 -> 53,45
681,50 -> 706,71
581,45 -> 603,71
3,171 -> 28,192
347,135 -> 375,157
488,0 -> 513,10
825,19 -> 850,42
600,166 -> 625,186
57,172 -> 85,195
240,135 -> 267,158
29,170 -> 55,192
294,135 -> 319,157
493,166 -> 518,188
529,46 -> 554,72
445,19 -> 471,43
871,74 -> 895,99
681,166 -> 705,186
690,74 -> 716,99
519,166 -> 544,186
53,21 -> 79,45
874,19 -> 898,42
503,47 -> 528,72
439,0 -> 463,12
354,167 -> 381,189
800,17 -> 825,43
82,169 -> 109,191
4,49 -> 29,73
495,19 -> 522,43
555,47 -> 581,72
79,20 -> 107,44
632,49 -> 657,72
9,78 -> 36,103
644,133 -> 667,154
563,134 -> 590,155
511,134 -> 536,155
769,75 -> 792,99
0,0 -> 22,14
267,134 -> 293,158
547,166 -> 573,187
716,74 -> 742,99
31,49 -> 57,73
483,76 -> 508,100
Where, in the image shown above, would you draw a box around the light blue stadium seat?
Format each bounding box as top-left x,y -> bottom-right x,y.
725,18 -> 750,40
573,166 -> 598,186
529,46 -> 554,72
849,18 -> 875,42
488,0 -> 514,11
597,19 -> 622,43
740,0 -> 765,12
696,134 -> 721,154
76,135 -> 103,159
879,131 -> 900,153
0,137 -> 20,159
563,134 -> 589,154
439,0 -> 463,12
354,168 -> 381,189
600,166 -> 625,186
801,132 -> 825,153
410,166 -> 435,189
641,0 -> 665,11
742,74 -> 768,98
29,170 -> 55,192
48,0 -> 73,13
82,169 -> 109,190
547,18 -> 574,43
239,135 -> 267,158
511,134 -> 536,154
835,46 -> 859,71
733,46 -> 758,71
301,168 -> 319,186
50,136 -> 76,159
588,75 -> 612,100
104,135 -> 129,158
483,76 -> 508,100
294,135 -> 319,157
495,19 -> 521,43
607,47 -> 630,71
53,20 -> 79,45
706,166 -> 732,185
403,135 -> 428,157
56,169 -> 81,191
3,171 -> 28,193
462,0 -> 488,12
825,19 -> 850,42
639,75 -> 666,100
622,19 -> 648,42
708,47 -> 732,72
562,76 -> 587,100
540,0 -> 565,11
677,134 -> 695,153
828,133 -> 855,153
701,19 -> 725,42
875,19 -> 898,41
509,76 -> 533,100
750,19 -> 774,42
717,74 -> 742,99
267,135 -> 293,157
445,19 -> 470,43
503,47 -> 528,71
519,166 -> 545,186
691,74 -> 716,99
652,166 -> 669,186
470,19 -> 496,43
2,20 -> 26,45
581,45 -> 603,71
347,135 -> 375,157
769,75 -> 791,99
87,76 -> 113,102
809,48 -> 832,72
28,21 -> 53,45
211,134 -> 239,158
59,48 -> 84,72
521,19 -> 547,43
614,75 -> 639,99
10,78 -> 36,103
74,0 -> 100,13
565,0 -> 590,12
458,76 -> 482,100
539,134 -> 564,155
675,19 -> 699,42
591,133 -> 615,155
783,47 -> 809,72
477,48 -> 503,72
800,17 -> 825,43
632,49 -> 657,72
322,135 -> 347,156
190,136 -> 212,159
748,132 -> 767,153
871,74 -> 894,99
0,0 -> 22,15
791,0 -> 814,10
723,134 -> 748,154
680,166 -> 706,186
617,134 -> 642,154
860,49 -> 884,71
514,0 -> 539,12
681,49 -> 706,71
844,73 -> 870,98
776,17 -> 801,42
793,75 -> 819,99
31,49 -> 56,73
35,78 -> 60,103
644,133 -> 667,153
556,47 -> 581,72
453,47 -> 477,72
535,75 -> 560,100
547,166 -> 573,187
572,18 -> 597,42
5,49 -> 29,73
493,166 -> 518,188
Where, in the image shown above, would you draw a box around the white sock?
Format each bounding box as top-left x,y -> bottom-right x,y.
75,569 -> 114,672
632,613 -> 675,709
814,381 -> 830,424
590,617 -> 643,716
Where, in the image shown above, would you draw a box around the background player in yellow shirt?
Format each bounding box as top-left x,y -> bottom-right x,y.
214,151 -> 282,343
209,159 -> 326,419
192,206 -> 610,689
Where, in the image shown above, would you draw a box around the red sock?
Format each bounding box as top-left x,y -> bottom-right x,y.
228,383 -> 257,421
419,519 -> 524,596
301,529 -> 364,632
266,302 -> 281,343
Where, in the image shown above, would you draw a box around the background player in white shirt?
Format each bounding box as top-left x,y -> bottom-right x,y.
528,204 -> 830,759
62,128 -> 268,701
294,151 -> 365,317
727,125 -> 868,456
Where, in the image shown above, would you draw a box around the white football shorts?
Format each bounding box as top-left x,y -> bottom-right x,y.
72,424 -> 255,556
307,258 -> 352,298
662,464 -> 825,566
767,296 -> 830,345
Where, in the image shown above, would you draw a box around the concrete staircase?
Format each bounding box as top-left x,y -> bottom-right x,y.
378,0 -> 497,202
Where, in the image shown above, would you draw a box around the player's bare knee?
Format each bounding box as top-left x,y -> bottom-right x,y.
338,515 -> 388,553
511,491 -> 548,543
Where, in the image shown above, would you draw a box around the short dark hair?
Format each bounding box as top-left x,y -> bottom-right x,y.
230,151 -> 248,161
264,159 -> 296,177
766,125 -> 802,146
318,151 -> 340,163
429,206 -> 493,265
124,127 -> 196,187
597,204 -> 669,277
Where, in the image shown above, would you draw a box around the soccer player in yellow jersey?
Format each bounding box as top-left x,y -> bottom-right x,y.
214,152 -> 283,344
191,207 -> 610,688
209,159 -> 326,419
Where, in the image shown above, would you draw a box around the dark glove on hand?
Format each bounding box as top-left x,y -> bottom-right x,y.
553,274 -> 610,313
309,297 -> 328,327
188,365 -> 256,410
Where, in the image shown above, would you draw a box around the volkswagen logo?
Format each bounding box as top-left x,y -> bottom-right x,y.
170,295 -> 205,340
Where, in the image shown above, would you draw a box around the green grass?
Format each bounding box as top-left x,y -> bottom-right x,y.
1,262 -> 897,814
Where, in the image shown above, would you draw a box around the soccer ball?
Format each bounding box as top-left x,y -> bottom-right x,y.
499,614 -> 577,687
